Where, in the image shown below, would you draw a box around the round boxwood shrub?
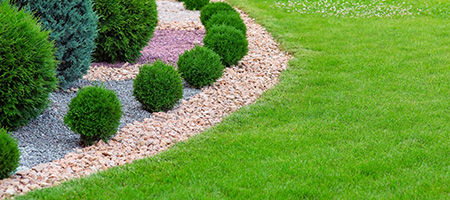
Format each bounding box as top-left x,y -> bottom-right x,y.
133,60 -> 183,112
183,0 -> 209,10
203,25 -> 248,67
205,11 -> 246,35
177,46 -> 224,88
0,1 -> 58,130
0,128 -> 20,180
200,2 -> 235,25
93,0 -> 158,63
64,85 -> 122,146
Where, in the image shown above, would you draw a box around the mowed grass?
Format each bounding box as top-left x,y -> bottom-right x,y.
17,0 -> 450,199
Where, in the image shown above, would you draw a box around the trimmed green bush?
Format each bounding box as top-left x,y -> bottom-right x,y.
205,11 -> 246,35
64,85 -> 122,146
177,46 -> 224,88
200,2 -> 235,25
0,1 -> 58,130
203,25 -> 249,67
9,0 -> 99,89
93,0 -> 158,63
183,0 -> 209,10
0,128 -> 20,179
133,60 -> 183,112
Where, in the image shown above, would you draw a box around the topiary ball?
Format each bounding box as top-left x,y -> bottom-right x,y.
64,85 -> 122,146
183,0 -> 209,10
205,11 -> 246,36
200,2 -> 235,25
0,128 -> 20,180
177,46 -> 224,88
0,2 -> 58,130
93,0 -> 158,63
203,25 -> 249,67
133,60 -> 183,112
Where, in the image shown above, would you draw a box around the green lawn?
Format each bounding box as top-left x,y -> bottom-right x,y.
17,0 -> 450,199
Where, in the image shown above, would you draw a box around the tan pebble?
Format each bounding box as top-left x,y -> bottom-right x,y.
28,184 -> 40,190
72,167 -> 84,173
21,185 -> 31,193
102,151 -> 112,156
19,179 -> 30,185
33,165 -> 46,172
5,186 -> 15,195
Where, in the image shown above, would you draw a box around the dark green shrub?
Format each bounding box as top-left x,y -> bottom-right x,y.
133,60 -> 183,112
0,1 -> 58,130
177,46 -> 224,88
64,85 -> 122,146
0,0 -> 29,11
9,0 -> 99,89
93,0 -> 158,63
200,2 -> 235,25
183,0 -> 209,10
0,128 -> 20,179
203,25 -> 249,67
205,11 -> 246,35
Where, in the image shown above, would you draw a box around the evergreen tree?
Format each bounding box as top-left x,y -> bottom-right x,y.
10,0 -> 98,89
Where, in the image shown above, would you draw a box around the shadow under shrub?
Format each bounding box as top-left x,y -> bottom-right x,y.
93,0 -> 158,63
0,128 -> 20,180
64,85 -> 122,146
177,46 -> 224,88
0,1 -> 58,130
133,60 -> 183,112
203,25 -> 248,67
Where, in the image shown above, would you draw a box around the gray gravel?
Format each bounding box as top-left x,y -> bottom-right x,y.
11,79 -> 201,171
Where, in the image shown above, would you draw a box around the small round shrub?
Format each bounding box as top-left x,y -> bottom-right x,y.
133,60 -> 183,112
177,46 -> 224,88
0,1 -> 58,130
183,0 -> 209,10
205,11 -> 246,35
64,85 -> 122,146
203,25 -> 249,67
93,0 -> 158,63
200,2 -> 235,25
0,128 -> 20,180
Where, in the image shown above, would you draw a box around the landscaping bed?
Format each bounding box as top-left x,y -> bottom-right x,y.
0,0 -> 291,198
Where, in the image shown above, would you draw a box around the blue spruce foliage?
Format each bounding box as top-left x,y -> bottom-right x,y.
8,0 -> 98,89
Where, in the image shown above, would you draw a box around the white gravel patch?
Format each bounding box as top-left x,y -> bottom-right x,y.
156,0 -> 204,30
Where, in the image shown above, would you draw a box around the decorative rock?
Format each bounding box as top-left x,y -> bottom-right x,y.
19,179 -> 30,185
5,187 -> 15,196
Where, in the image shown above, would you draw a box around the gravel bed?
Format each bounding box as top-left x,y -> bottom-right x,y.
11,79 -> 200,171
155,0 -> 204,30
156,0 -> 201,24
